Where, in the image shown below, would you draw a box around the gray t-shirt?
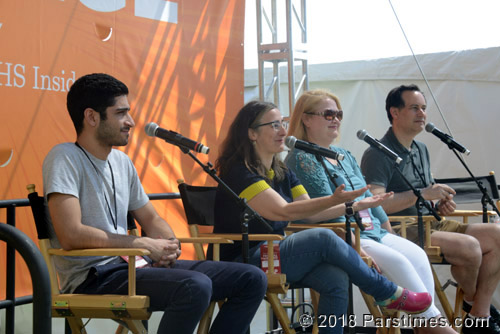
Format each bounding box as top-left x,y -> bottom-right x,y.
42,142 -> 149,293
360,127 -> 434,216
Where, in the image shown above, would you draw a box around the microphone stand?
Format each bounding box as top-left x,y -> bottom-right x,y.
393,164 -> 441,248
449,149 -> 500,222
315,154 -> 360,334
179,147 -> 272,265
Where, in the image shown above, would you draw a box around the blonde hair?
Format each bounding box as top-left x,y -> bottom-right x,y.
288,89 -> 342,141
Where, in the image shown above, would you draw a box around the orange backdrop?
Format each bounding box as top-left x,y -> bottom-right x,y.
0,0 -> 245,298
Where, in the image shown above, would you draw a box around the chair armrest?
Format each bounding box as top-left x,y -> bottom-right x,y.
178,237 -> 234,244
198,233 -> 284,241
440,210 -> 498,224
179,237 -> 234,262
48,247 -> 150,296
387,216 -> 443,260
286,222 -> 369,231
446,210 -> 482,217
388,216 -> 435,222
196,233 -> 288,291
48,248 -> 150,257
198,233 -> 285,275
286,222 -> 370,230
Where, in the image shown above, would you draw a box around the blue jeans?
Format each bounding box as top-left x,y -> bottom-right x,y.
74,259 -> 267,334
248,228 -> 397,334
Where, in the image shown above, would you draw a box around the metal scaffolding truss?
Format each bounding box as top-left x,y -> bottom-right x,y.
256,0 -> 309,116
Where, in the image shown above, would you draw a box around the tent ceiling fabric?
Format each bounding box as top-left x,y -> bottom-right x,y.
245,46 -> 500,182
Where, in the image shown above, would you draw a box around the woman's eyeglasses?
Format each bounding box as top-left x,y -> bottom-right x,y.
305,109 -> 343,121
253,120 -> 289,131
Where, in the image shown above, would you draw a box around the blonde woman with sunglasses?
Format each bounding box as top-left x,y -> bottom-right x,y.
286,90 -> 456,334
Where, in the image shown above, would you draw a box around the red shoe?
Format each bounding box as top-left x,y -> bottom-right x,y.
383,288 -> 432,314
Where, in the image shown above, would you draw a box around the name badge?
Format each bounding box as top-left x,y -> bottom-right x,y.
358,209 -> 374,230
121,256 -> 151,268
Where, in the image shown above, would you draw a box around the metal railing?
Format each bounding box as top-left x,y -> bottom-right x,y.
0,198 -> 31,334
0,192 -> 181,334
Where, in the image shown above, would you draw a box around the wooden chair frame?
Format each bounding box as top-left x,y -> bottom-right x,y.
287,223 -> 400,334
177,180 -> 294,333
27,184 -> 150,334
389,215 -> 464,329
28,184 -> 233,334
178,180 -> 401,334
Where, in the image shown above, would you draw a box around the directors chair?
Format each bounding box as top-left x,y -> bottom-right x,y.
389,171 -> 500,325
28,184 -> 230,334
178,180 -> 400,334
286,222 -> 400,334
389,214 -> 464,327
177,180 -> 294,334
27,184 -> 150,334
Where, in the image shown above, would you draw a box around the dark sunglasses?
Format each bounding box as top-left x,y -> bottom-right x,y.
305,109 -> 343,121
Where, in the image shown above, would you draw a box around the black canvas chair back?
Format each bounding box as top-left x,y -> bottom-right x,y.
27,186 -> 50,240
435,173 -> 499,204
177,182 -> 219,261
178,182 -> 217,227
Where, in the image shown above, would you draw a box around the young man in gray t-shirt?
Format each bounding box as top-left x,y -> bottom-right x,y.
43,73 -> 267,334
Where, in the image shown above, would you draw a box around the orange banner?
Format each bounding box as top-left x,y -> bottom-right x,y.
0,0 -> 245,298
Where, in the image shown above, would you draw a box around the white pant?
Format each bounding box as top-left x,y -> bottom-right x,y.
361,233 -> 441,319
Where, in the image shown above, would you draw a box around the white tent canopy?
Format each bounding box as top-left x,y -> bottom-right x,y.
245,46 -> 500,182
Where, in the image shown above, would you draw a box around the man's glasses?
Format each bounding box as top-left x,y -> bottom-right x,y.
305,109 -> 343,121
253,120 -> 289,131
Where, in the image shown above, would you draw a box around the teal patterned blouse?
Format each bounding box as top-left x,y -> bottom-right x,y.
285,145 -> 389,242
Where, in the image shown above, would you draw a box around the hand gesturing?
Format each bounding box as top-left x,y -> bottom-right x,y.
330,184 -> 369,206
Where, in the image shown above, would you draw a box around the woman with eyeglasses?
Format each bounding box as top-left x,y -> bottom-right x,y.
213,100 -> 432,334
286,90 -> 456,334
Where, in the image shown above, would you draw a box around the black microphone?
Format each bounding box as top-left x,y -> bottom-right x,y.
357,129 -> 402,164
285,136 -> 344,161
145,122 -> 210,154
425,123 -> 470,155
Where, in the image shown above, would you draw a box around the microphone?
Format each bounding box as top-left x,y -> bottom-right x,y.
285,136 -> 344,161
145,122 -> 210,154
425,123 -> 470,155
357,130 -> 402,164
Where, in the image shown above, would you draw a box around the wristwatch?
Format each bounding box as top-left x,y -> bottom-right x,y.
345,201 -> 355,216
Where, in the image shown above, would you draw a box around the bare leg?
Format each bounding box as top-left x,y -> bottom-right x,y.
430,231 -> 482,303
464,224 -> 500,317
